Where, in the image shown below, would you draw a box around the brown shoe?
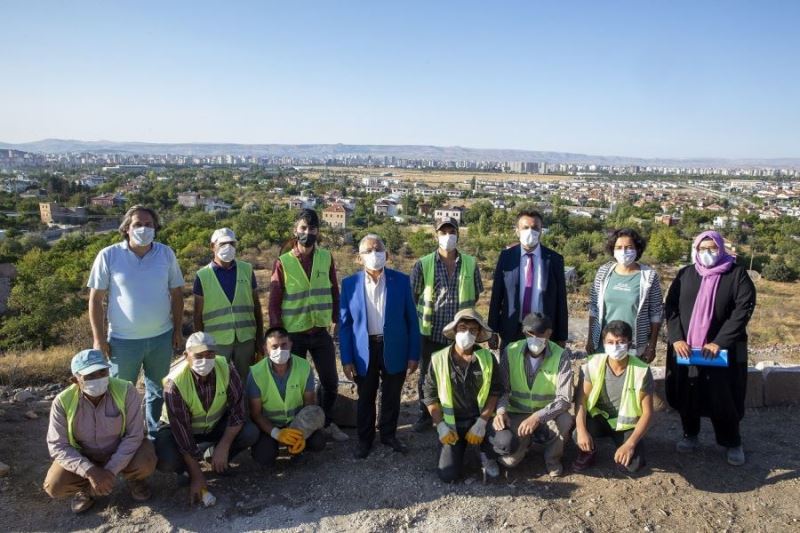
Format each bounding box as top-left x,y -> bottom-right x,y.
71,491 -> 95,514
128,479 -> 152,502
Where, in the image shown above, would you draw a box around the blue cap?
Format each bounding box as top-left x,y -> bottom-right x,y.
70,349 -> 111,376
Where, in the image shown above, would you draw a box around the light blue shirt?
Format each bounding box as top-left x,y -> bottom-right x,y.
87,240 -> 184,340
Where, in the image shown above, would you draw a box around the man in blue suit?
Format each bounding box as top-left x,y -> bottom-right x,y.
340,233 -> 421,459
488,208 -> 568,349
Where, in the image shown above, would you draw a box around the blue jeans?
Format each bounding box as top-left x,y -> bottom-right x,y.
109,328 -> 174,439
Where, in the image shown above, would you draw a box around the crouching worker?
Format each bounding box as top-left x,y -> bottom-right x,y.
493,312 -> 574,478
155,332 -> 258,504
574,320 -> 654,473
44,349 -> 156,514
249,327 -> 327,466
422,309 -> 511,482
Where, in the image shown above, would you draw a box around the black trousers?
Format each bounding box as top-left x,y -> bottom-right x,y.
680,411 -> 741,448
583,413 -> 645,469
355,337 -> 406,444
437,418 -> 512,483
251,429 -> 327,467
289,329 -> 338,425
418,336 -> 448,419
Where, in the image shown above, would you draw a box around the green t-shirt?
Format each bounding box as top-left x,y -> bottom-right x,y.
602,270 -> 641,332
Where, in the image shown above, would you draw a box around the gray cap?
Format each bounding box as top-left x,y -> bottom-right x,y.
435,216 -> 459,232
521,312 -> 552,335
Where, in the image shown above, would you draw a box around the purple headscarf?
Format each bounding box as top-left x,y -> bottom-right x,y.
686,230 -> 735,347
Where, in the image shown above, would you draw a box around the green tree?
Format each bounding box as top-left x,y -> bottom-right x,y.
407,229 -> 432,258
762,259 -> 798,282
645,227 -> 688,264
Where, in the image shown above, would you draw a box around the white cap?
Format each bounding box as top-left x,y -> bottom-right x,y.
210,227 -> 236,244
186,331 -> 217,354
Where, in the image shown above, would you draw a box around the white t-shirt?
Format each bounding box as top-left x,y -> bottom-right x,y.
363,270 -> 386,336
87,241 -> 184,340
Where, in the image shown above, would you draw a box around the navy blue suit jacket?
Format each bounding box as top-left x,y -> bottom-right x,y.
488,244 -> 568,344
339,268 -> 421,376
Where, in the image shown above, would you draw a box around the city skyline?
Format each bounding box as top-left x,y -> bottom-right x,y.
2,1 -> 799,159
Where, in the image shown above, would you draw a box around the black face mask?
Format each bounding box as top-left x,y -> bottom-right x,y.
296,232 -> 317,247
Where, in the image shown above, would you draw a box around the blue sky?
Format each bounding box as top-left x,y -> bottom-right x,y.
1,1 -> 798,158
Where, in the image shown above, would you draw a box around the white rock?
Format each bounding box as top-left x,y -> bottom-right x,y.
13,390 -> 35,403
24,410 -> 38,420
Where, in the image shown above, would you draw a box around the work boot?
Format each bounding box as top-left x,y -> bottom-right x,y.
676,435 -> 699,453
70,491 -> 95,514
497,445 -> 527,468
325,423 -> 350,442
128,479 -> 152,502
726,445 -> 745,466
480,452 -> 500,479
572,450 -> 596,472
546,459 -> 564,478
353,440 -> 371,460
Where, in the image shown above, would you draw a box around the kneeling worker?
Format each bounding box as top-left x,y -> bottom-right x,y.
493,312 -> 574,477
156,332 -> 258,504
249,327 -> 327,466
422,309 -> 510,482
44,349 -> 156,513
574,320 -> 654,473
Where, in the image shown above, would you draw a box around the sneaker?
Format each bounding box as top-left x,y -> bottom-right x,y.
128,479 -> 152,502
546,460 -> 564,478
571,450 -> 596,472
413,416 -> 432,433
480,452 -> 500,479
325,423 -> 350,442
726,445 -> 745,466
70,491 -> 95,514
676,436 -> 699,453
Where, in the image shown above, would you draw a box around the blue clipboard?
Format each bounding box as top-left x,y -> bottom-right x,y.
676,348 -> 728,367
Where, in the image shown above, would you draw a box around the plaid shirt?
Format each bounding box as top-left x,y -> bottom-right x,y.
163,365 -> 246,459
411,251 -> 484,345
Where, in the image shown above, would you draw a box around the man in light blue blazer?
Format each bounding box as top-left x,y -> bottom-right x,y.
340,233 -> 421,459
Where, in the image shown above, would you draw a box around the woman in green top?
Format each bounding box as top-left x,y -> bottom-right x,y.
586,228 -> 663,363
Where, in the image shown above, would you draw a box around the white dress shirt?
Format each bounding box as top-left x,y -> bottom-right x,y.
364,270 -> 386,335
518,244 -> 543,321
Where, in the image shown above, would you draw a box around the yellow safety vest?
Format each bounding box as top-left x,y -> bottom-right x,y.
196,260 -> 257,345
506,339 -> 563,414
585,353 -> 648,431
56,378 -> 130,450
416,252 -> 477,336
431,346 -> 493,427
250,355 -> 311,427
279,248 -> 334,332
161,357 -> 231,433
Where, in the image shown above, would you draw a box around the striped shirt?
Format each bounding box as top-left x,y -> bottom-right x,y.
163,365 -> 246,459
588,262 -> 663,355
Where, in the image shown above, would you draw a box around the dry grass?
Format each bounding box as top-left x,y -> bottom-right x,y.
748,279 -> 800,346
0,345 -> 74,387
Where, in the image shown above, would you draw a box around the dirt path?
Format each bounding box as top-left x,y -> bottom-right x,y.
1,381 -> 799,532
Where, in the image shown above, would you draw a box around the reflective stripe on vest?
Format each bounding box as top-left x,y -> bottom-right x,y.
197,260 -> 257,345
250,355 -> 310,427
585,354 -> 648,431
161,357 -> 231,433
416,252 -> 477,336
430,346 -> 493,427
57,377 -> 129,450
279,248 -> 333,332
506,339 -> 563,414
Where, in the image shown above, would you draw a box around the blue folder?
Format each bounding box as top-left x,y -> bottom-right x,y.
675,348 -> 729,367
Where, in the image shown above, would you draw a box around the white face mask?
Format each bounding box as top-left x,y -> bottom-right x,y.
130,226 -> 155,247
604,343 -> 629,360
519,228 -> 540,249
697,250 -> 718,267
269,348 -> 291,365
455,331 -> 476,351
526,336 -> 547,355
362,251 -> 386,271
216,243 -> 236,262
438,234 -> 457,252
81,376 -> 109,397
614,249 -> 637,267
191,357 -> 216,376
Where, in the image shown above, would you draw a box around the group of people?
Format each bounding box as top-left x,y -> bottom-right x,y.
43,204 -> 757,514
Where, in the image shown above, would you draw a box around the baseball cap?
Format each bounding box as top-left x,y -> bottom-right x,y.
210,228 -> 237,244
435,217 -> 459,232
186,331 -> 217,354
71,349 -> 111,376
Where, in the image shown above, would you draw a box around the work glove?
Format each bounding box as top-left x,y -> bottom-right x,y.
465,417 -> 487,445
436,421 -> 459,446
288,436 -> 306,455
271,427 -> 305,450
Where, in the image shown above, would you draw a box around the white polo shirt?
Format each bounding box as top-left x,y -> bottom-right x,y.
87,240 -> 184,340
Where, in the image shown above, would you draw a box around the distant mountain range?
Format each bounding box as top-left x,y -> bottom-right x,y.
1,138 -> 799,168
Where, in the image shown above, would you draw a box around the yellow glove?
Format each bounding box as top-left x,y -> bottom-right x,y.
437,421 -> 459,445
271,427 -> 304,447
465,418 -> 487,445
288,436 -> 306,455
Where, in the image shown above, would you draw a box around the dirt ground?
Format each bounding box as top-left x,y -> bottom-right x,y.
2,369 -> 799,533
